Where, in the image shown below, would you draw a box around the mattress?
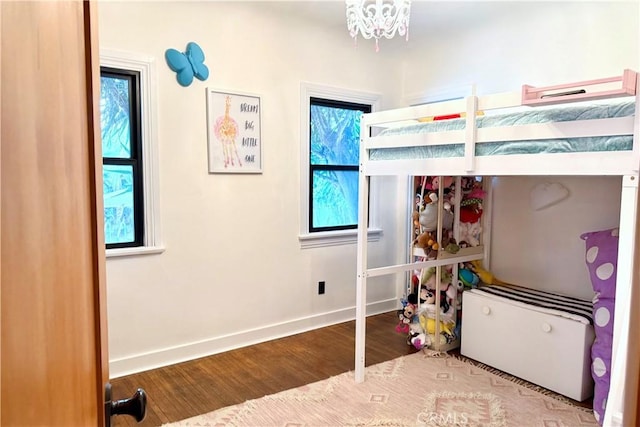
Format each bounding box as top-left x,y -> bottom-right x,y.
467,284 -> 593,325
370,101 -> 635,160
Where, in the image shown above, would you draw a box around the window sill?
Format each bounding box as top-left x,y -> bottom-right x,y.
298,228 -> 383,249
106,245 -> 165,258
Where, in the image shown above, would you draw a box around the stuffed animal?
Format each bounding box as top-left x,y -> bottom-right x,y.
460,204 -> 483,223
431,176 -> 454,191
409,330 -> 429,350
419,314 -> 455,336
431,176 -> 456,213
407,285 -> 432,305
419,196 -> 454,231
438,290 -> 451,314
407,323 -> 431,350
395,303 -> 416,334
419,268 -> 454,314
460,185 -> 485,223
415,192 -> 425,212
458,221 -> 482,247
459,268 -> 480,289
468,187 -> 486,200
401,302 -> 416,321
469,260 -> 515,286
441,234 -> 460,254
442,283 -> 457,310
414,231 -> 439,259
395,322 -> 410,334
421,267 -> 452,290
412,211 -> 421,238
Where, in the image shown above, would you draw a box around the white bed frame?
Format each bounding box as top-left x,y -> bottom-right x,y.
355,70 -> 639,427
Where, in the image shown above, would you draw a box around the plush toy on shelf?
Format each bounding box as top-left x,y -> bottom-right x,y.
418,192 -> 454,231
460,179 -> 486,223
458,221 -> 482,247
414,231 -> 439,259
407,285 -> 431,305
460,190 -> 485,220
431,176 -> 457,215
413,228 -> 459,258
422,267 -> 452,290
431,176 -> 454,192
441,231 -> 460,254
411,211 -> 421,238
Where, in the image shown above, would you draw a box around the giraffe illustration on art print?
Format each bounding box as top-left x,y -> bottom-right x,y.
214,96 -> 242,168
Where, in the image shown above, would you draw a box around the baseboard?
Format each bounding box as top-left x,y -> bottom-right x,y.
109,298 -> 398,378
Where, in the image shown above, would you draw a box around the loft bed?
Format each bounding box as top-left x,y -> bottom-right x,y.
354,70 -> 639,426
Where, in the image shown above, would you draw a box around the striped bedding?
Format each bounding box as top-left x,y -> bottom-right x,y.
467,284 -> 593,325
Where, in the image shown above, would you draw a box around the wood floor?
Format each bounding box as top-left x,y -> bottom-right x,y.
110,311 -> 418,426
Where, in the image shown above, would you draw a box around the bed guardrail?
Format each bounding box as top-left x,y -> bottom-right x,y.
522,69 -> 637,106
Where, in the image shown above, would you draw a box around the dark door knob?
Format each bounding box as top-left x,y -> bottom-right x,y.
105,383 -> 147,426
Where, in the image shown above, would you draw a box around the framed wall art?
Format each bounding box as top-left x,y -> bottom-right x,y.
206,89 -> 262,173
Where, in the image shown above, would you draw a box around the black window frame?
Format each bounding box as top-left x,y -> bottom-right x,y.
308,97 -> 371,233
100,67 -> 144,249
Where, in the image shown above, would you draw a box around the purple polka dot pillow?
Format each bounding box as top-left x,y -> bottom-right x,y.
581,227 -> 618,425
580,228 -> 619,299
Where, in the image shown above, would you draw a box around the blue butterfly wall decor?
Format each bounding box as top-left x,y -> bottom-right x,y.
165,42 -> 209,87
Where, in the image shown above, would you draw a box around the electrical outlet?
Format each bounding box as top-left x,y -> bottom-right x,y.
318,281 -> 325,295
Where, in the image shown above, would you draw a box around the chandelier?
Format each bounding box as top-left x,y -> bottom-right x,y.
346,0 -> 411,51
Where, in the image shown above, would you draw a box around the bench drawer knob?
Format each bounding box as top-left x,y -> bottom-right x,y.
482,306 -> 491,315
541,323 -> 552,333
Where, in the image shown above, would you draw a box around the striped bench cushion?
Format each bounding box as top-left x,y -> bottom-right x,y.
467,284 -> 593,325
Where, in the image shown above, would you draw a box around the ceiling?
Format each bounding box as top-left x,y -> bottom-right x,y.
262,1 -> 522,43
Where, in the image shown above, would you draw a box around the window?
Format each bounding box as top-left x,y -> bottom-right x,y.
299,83 -> 381,248
100,50 -> 163,257
100,68 -> 143,248
309,98 -> 370,232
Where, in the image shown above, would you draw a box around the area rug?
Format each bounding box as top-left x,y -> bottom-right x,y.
165,352 -> 597,427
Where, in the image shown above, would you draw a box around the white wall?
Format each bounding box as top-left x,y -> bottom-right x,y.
101,0 -> 640,376
490,176 -> 623,300
99,1 -> 405,377
402,2 -> 639,98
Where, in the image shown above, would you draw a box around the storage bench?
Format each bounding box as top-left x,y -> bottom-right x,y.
461,285 -> 595,401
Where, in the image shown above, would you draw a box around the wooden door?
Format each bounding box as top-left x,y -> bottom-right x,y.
0,1 -> 108,425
